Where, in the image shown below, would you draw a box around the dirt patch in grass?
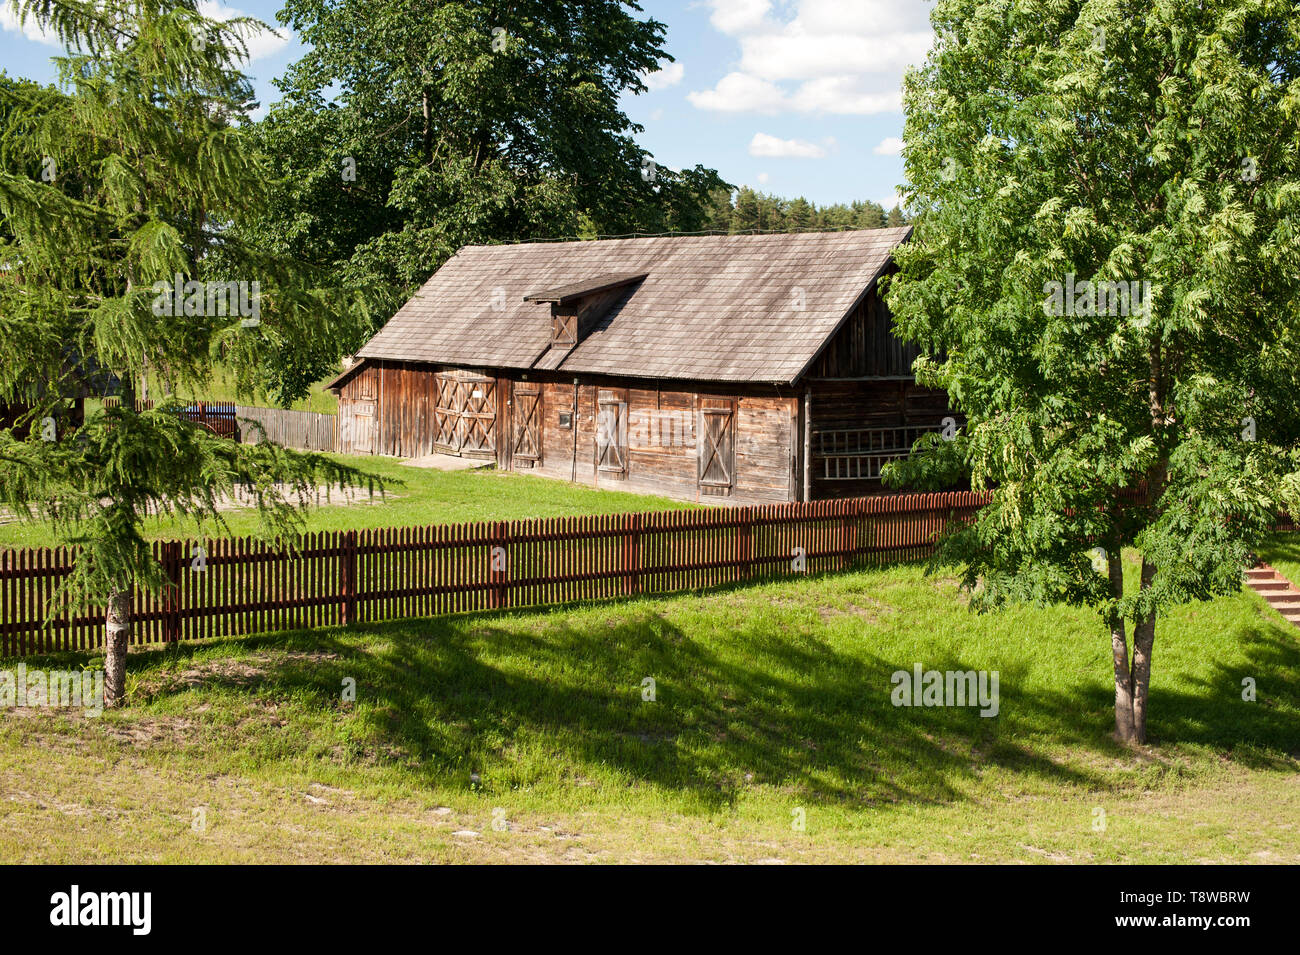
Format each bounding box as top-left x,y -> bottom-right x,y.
817,597 -> 895,624
99,716 -> 203,748
138,649 -> 342,695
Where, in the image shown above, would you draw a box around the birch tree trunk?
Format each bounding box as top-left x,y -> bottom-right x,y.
103,588 -> 131,707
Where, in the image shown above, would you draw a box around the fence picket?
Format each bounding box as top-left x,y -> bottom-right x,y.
1,491 -> 1280,657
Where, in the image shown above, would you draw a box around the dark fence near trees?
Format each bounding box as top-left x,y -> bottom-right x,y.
101,398 -> 239,438
0,492 -> 988,656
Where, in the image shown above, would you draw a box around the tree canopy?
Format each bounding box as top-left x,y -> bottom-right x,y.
885,0 -> 1300,742
234,0 -> 732,337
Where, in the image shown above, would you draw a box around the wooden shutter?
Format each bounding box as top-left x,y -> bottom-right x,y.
552,309 -> 577,346
512,383 -> 542,467
698,402 -> 735,495
596,398 -> 627,476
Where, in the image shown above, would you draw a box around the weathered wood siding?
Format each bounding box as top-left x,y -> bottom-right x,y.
518,377 -> 798,505
806,274 -> 921,379
807,379 -> 952,498
337,360 -> 459,458
237,405 -> 337,451
333,283 -> 955,502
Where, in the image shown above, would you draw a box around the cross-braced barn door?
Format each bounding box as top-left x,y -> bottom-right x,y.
698,401 -> 736,496
434,375 -> 462,453
596,396 -> 627,477
434,371 -> 496,458
512,383 -> 541,468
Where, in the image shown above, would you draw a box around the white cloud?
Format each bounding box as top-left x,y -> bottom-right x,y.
642,62 -> 684,90
687,72 -> 784,113
707,0 -> 773,35
649,107 -> 664,121
789,77 -> 901,114
197,1 -> 291,63
739,31 -> 930,81
689,0 -> 932,116
873,137 -> 904,156
749,132 -> 826,159
756,172 -> 769,183
1,6 -> 62,45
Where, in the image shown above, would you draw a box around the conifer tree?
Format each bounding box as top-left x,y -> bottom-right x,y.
0,0 -> 377,705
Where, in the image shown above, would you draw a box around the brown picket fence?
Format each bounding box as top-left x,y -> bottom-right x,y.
0,492 -> 989,657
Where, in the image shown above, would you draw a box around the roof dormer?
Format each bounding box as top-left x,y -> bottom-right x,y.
524,272 -> 648,362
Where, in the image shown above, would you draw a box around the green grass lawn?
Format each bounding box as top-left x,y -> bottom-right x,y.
2,548 -> 1296,864
0,454 -> 693,549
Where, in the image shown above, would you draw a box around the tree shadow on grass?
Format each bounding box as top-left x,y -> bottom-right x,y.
14,577 -> 1300,811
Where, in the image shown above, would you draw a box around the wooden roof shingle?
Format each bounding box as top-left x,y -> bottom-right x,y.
355,227 -> 911,385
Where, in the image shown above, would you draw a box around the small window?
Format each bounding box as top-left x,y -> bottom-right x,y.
552,310 -> 577,346
557,411 -> 573,430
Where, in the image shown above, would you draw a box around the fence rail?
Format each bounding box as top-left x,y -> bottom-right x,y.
102,398 -> 239,438
0,492 -> 988,656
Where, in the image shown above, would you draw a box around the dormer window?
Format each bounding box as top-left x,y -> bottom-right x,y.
552,309 -> 578,346
524,272 -> 648,353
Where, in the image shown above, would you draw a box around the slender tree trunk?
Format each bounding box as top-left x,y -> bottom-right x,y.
104,588 -> 131,707
1130,557 -> 1158,742
104,359 -> 137,708
1107,540 -> 1137,741
422,87 -> 433,164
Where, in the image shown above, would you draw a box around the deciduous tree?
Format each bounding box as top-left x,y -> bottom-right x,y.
886,0 -> 1300,743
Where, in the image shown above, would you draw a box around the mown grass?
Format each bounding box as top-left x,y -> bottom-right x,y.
1,548 -> 1296,864
0,454 -> 693,549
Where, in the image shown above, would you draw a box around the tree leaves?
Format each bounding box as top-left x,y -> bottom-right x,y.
889,0 -> 1300,632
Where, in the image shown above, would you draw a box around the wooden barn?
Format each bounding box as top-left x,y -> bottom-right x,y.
328,228 -> 954,504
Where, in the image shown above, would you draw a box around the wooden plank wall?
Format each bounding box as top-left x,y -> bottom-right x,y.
337,361 -> 440,458
808,380 -> 953,499
808,279 -> 922,379
524,379 -> 798,505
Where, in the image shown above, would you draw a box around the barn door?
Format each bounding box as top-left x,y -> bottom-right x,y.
347,370 -> 377,454
434,371 -> 496,458
434,374 -> 462,454
698,401 -> 736,496
596,394 -> 627,478
512,382 -> 541,468
459,377 -> 497,459
349,402 -> 375,454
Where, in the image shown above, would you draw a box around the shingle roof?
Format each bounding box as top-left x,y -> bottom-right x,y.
355,227 -> 911,385
523,272 -> 648,304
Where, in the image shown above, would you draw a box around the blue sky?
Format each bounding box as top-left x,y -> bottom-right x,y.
1,0 -> 934,208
